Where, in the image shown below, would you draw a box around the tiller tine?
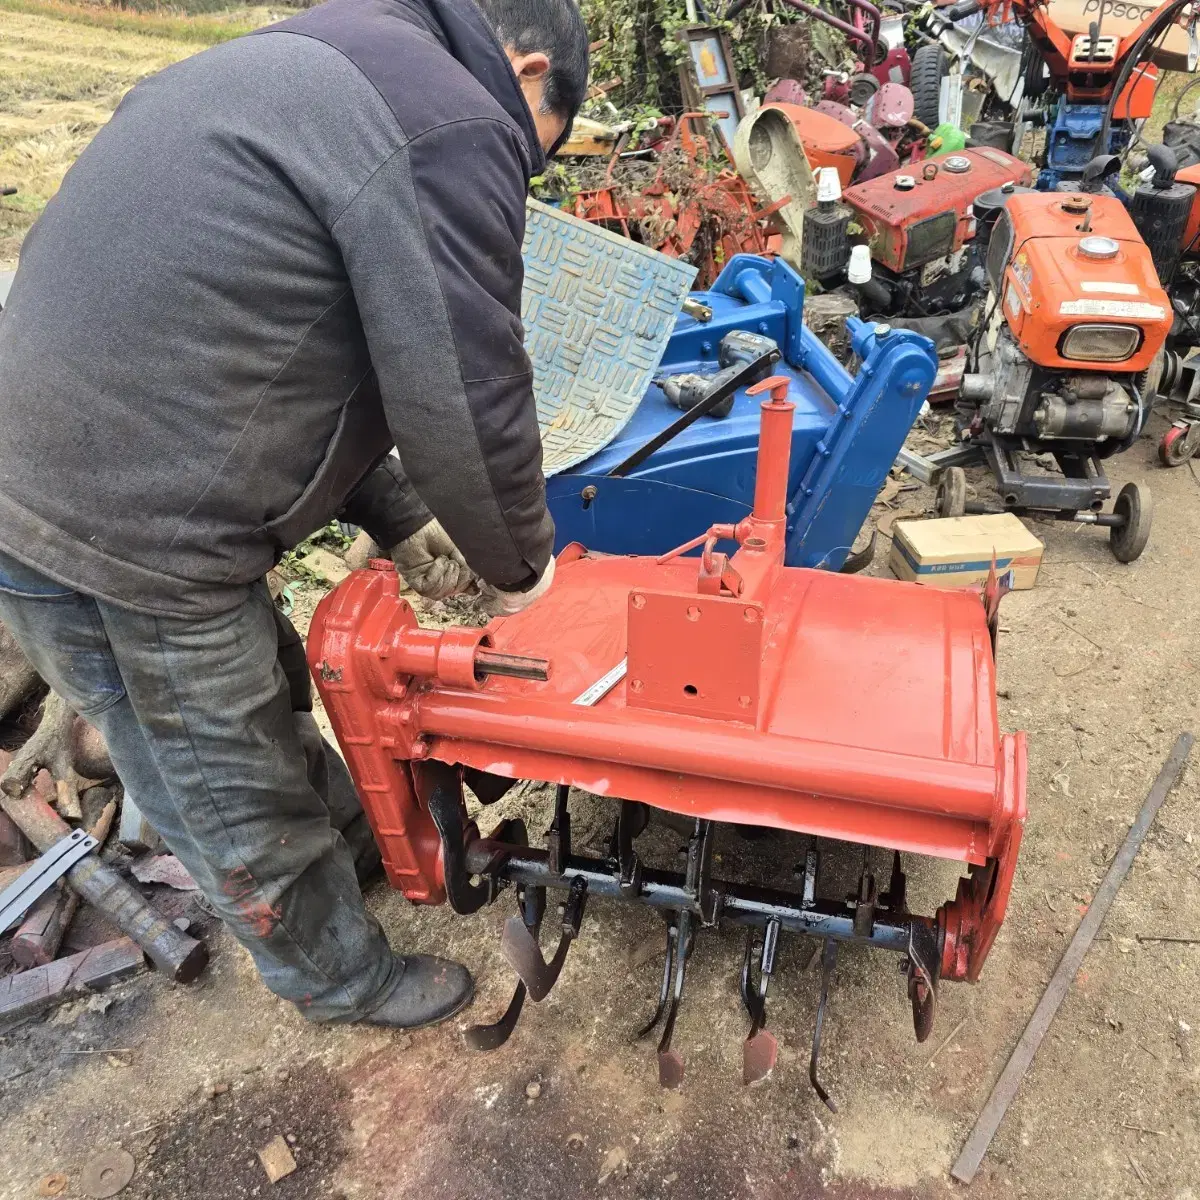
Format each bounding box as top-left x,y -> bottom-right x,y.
635,921 -> 678,1041
906,921 -> 940,1044
464,883 -> 545,1052
655,907 -> 692,1089
740,918 -> 781,1085
634,913 -> 695,1088
633,819 -> 717,1089
500,874 -> 588,1002
463,980 -> 528,1052
809,939 -> 839,1113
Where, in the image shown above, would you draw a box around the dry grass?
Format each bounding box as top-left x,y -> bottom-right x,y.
0,2 -> 277,267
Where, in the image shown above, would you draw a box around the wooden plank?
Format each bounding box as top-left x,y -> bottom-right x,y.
0,811 -> 25,866
11,884 -> 80,968
0,937 -> 145,1024
951,733 -> 1194,1184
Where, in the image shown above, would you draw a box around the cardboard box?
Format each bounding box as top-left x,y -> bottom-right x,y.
889,513 -> 1044,590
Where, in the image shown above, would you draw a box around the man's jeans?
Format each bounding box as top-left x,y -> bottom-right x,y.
0,549 -> 397,1021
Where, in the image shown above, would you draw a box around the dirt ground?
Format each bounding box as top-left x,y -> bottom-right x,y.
2,4 -> 1200,1198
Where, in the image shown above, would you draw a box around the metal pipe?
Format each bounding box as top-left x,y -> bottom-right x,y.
475,649 -> 551,682
417,693 -> 1000,820
464,841 -> 918,951
773,0 -> 877,61
751,391 -> 796,524
843,0 -> 884,59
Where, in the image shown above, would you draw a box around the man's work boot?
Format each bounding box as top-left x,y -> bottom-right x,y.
364,954 -> 474,1030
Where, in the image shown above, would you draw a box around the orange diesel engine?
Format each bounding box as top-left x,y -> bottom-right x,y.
842,148 -> 1032,315
952,189 -> 1169,559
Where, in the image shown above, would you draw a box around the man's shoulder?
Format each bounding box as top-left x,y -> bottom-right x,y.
259,0 -> 520,146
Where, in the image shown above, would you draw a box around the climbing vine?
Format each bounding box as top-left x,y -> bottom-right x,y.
580,0 -> 814,113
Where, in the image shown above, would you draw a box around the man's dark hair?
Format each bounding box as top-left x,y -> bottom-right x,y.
476,0 -> 589,127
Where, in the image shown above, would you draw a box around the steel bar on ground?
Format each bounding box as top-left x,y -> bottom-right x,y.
951,732 -> 1194,1185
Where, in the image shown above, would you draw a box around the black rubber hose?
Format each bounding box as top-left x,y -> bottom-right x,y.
1098,0 -> 1195,155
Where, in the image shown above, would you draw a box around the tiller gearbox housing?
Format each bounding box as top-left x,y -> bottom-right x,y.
308,373 -> 1027,1101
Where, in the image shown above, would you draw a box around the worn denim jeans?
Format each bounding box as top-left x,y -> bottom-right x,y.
0,548 -> 397,1021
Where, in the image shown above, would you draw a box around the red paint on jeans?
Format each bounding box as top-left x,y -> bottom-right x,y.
221,865 -> 282,938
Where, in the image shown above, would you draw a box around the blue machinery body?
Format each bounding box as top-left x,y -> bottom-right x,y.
547,256 -> 938,571
1036,99 -> 1132,190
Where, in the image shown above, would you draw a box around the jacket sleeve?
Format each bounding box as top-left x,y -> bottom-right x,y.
338,456 -> 433,551
331,118 -> 553,592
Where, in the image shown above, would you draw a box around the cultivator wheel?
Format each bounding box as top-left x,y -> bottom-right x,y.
936,466 -> 968,518
1109,481 -> 1153,563
1159,421 -> 1200,466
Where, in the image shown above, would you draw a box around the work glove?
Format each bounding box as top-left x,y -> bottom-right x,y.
479,557 -> 556,617
389,519 -> 474,600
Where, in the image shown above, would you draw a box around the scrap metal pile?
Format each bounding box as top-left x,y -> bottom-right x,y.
560,0 -> 1200,559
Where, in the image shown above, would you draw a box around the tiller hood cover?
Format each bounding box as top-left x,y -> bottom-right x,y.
309,374 -> 1027,1101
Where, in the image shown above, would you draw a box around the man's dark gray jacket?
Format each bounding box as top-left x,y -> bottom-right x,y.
0,0 -> 555,618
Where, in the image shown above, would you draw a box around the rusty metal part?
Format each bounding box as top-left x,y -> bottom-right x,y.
0,778 -> 207,983
951,732 -> 1194,1185
80,1148 -> 135,1198
570,114 -> 785,288
37,1174 -> 68,1197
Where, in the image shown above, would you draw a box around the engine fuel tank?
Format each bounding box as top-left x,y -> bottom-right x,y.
844,148 -> 1032,274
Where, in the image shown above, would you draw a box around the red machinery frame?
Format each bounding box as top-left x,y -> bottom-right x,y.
309,371 -> 1027,1093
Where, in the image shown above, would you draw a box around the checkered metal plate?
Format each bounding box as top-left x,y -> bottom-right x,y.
522,200 -> 697,476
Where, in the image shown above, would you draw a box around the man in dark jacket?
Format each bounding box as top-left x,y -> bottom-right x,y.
0,0 -> 587,1027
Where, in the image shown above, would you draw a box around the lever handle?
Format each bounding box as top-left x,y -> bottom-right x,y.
746,375 -> 792,404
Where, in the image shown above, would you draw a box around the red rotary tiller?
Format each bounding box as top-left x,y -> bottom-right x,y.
308,376 -> 1027,1104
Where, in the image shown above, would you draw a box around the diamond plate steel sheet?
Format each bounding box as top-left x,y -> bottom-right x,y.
522,200 -> 697,475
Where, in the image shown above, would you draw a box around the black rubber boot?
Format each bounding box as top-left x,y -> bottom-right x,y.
363,954 -> 474,1030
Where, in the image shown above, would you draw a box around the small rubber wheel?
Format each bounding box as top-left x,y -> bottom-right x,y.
1159,423 -> 1199,467
936,466 -> 967,518
1109,482 -> 1153,563
849,72 -> 880,108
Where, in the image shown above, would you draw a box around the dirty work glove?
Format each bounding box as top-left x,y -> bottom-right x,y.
389,519 -> 474,600
479,557 -> 556,617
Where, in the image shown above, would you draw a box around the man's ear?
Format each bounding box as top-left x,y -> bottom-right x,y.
509,50 -> 551,82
